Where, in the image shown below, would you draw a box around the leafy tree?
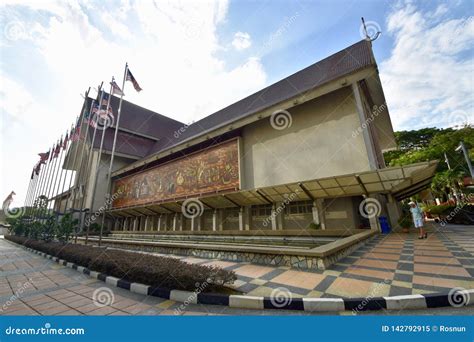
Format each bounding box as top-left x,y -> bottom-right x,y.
384,125 -> 473,199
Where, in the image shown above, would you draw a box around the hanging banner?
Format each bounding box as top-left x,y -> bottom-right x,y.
112,139 -> 240,208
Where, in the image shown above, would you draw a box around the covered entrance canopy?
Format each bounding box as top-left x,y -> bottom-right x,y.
107,160 -> 438,218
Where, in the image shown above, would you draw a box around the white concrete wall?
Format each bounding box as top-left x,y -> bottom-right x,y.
240,87 -> 370,190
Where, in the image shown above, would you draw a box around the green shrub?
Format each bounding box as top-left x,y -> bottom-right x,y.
5,235 -> 237,292
57,213 -> 78,243
307,222 -> 321,230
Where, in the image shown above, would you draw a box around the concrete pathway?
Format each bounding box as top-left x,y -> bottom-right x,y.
0,222 -> 473,316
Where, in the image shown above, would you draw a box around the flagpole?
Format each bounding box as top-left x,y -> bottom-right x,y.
71,86 -> 101,241
42,140 -> 60,221
59,123 -> 74,214
53,132 -> 69,220
98,64 -> 128,246
32,156 -> 49,220
85,81 -> 114,245
34,149 -> 52,221
49,136 -> 65,219
23,170 -> 34,219
81,88 -> 105,244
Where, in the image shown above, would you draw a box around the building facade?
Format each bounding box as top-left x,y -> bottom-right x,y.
60,40 -> 437,238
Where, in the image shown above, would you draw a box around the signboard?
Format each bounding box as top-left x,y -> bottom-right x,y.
112,139 -> 240,208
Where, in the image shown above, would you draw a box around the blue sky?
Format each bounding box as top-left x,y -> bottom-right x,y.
0,0 -> 473,207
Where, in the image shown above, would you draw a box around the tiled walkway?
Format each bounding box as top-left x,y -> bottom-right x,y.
0,223 -> 473,316
177,223 -> 474,298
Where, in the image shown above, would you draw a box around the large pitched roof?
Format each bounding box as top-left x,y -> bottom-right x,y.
87,95 -> 183,158
88,40 -> 376,167
145,39 -> 375,157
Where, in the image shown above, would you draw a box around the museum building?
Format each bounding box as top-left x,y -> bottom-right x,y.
58,40 -> 437,268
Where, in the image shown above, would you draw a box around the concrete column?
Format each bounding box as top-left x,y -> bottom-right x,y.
218,210 -> 224,231
352,82 -> 378,170
157,215 -> 162,232
172,213 -> 177,231
273,202 -> 284,230
179,214 -> 184,231
270,204 -> 277,230
212,209 -> 217,231
315,199 -> 326,230
196,214 -> 202,231
238,207 -> 244,231
385,195 -> 401,231
191,216 -> 195,231
244,206 -> 251,230
133,217 -> 137,231
144,216 -> 149,231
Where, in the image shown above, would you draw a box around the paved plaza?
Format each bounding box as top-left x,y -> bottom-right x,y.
0,222 -> 473,316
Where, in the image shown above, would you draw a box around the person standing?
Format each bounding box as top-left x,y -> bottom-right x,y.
409,201 -> 426,239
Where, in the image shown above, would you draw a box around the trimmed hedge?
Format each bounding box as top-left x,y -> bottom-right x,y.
5,235 -> 236,292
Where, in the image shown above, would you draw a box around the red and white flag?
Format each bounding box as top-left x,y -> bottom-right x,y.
110,80 -> 124,96
126,68 -> 142,92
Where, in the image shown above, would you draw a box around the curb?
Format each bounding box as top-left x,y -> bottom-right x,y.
11,241 -> 474,312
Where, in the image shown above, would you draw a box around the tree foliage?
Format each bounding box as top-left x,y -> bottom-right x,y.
384,125 -> 473,198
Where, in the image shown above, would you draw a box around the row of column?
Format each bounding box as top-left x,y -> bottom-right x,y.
113,199 -> 328,232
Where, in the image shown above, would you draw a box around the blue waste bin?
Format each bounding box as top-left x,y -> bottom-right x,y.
378,216 -> 391,234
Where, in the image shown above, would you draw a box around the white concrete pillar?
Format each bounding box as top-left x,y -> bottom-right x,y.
238,207 -> 244,231
157,215 -> 162,232
191,216 -> 195,231
179,214 -> 184,231
172,213 -> 177,231
196,214 -> 202,231
315,199 -> 326,230
212,209 -> 217,231
144,216 -> 149,231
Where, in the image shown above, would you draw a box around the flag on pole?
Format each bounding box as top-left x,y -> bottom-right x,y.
101,92 -> 109,106
53,141 -> 61,158
110,80 -> 124,96
126,68 -> 142,92
34,162 -> 41,176
72,125 -> 81,141
62,132 -> 69,149
38,151 -> 50,164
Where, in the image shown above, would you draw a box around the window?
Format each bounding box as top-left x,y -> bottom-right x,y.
284,200 -> 313,215
251,204 -> 272,217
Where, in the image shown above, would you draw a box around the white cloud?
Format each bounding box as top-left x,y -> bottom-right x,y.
380,2 -> 474,130
232,31 -> 252,51
0,0 -> 267,206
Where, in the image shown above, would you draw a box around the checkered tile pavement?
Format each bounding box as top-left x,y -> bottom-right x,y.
176,223 -> 474,299
0,223 -> 472,316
